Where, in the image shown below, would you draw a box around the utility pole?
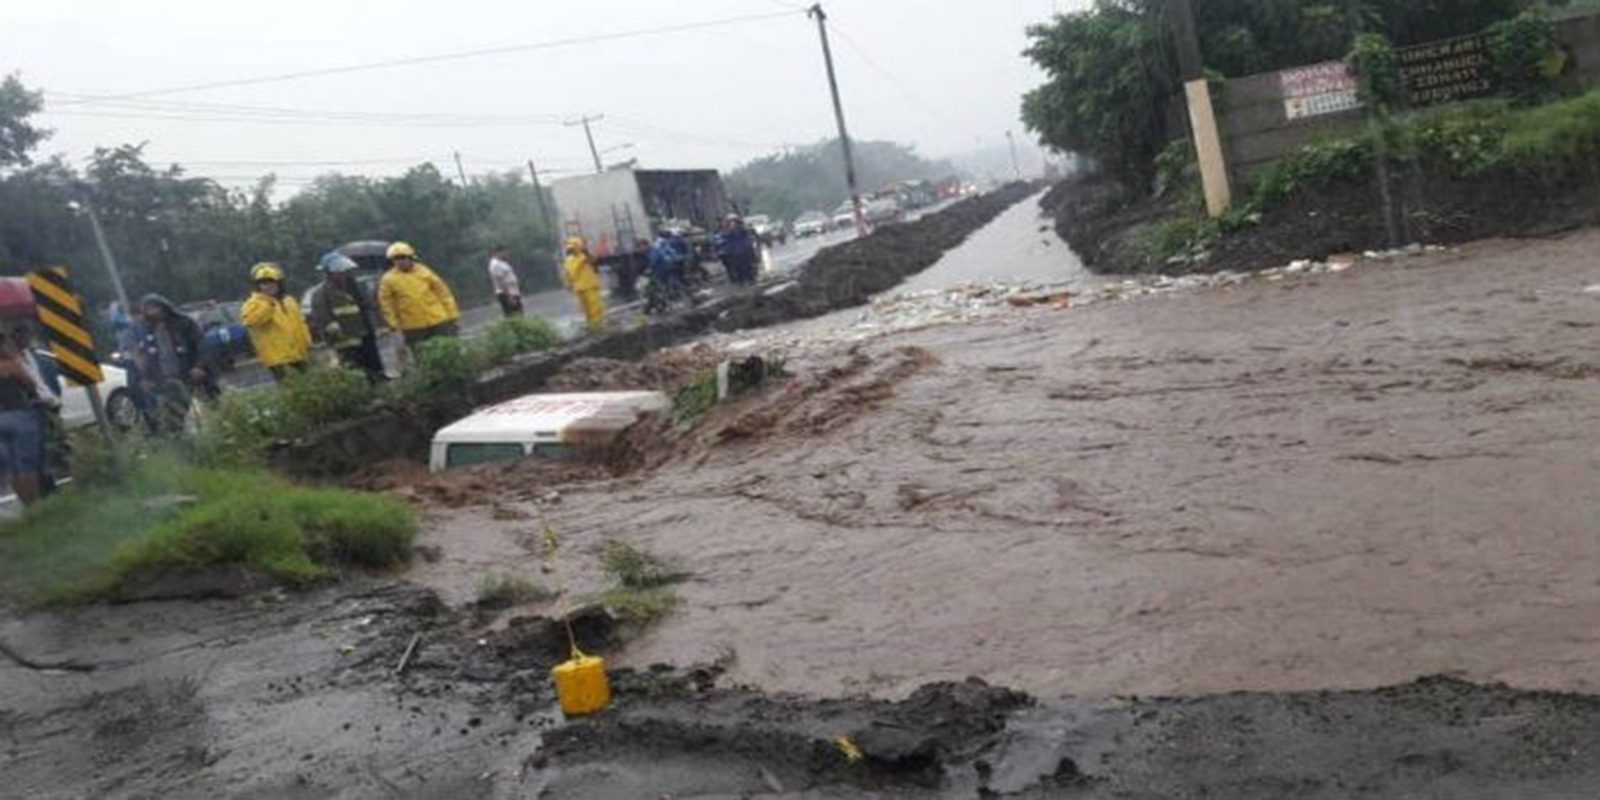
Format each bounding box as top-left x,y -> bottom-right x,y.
68,201 -> 130,313
527,158 -> 562,266
565,114 -> 606,174
1170,0 -> 1231,216
453,151 -> 470,186
527,159 -> 550,223
808,4 -> 866,238
1006,130 -> 1022,180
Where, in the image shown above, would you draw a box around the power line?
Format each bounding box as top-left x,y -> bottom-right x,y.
57,9 -> 803,103
823,21 -> 956,127
43,108 -> 569,129
603,114 -> 795,151
47,92 -> 566,124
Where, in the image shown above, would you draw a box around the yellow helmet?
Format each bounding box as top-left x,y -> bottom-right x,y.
564,236 -> 586,252
386,241 -> 417,260
250,262 -> 285,282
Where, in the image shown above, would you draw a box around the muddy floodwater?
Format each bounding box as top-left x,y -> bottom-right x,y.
420,229 -> 1600,701
5,203 -> 1599,797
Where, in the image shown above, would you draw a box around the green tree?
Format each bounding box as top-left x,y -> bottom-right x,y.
725,139 -> 958,222
1021,0 -> 1542,193
0,74 -> 47,167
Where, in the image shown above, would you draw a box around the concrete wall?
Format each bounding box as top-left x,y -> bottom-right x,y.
1216,13 -> 1600,184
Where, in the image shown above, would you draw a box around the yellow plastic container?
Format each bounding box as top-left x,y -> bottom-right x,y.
551,654 -> 610,716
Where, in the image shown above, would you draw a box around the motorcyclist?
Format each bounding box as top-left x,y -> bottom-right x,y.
645,233 -> 688,313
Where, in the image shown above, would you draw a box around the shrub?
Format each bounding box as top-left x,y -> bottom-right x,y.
1347,32 -> 1402,111
480,316 -> 561,367
476,573 -> 554,608
599,541 -> 679,588
1489,8 -> 1558,105
278,366 -> 376,432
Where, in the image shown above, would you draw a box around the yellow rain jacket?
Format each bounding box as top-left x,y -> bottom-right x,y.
562,250 -> 602,294
240,292 -> 313,368
378,262 -> 460,332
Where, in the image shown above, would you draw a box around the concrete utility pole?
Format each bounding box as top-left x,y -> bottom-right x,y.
527,159 -> 550,222
1170,0 -> 1232,216
565,114 -> 606,174
67,201 -> 130,314
1006,130 -> 1022,179
808,4 -> 867,238
453,151 -> 470,186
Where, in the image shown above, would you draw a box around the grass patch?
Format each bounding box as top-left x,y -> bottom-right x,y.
476,573 -> 555,609
0,453 -> 415,605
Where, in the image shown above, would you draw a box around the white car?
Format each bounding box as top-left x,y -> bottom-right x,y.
793,211 -> 829,238
38,351 -> 140,431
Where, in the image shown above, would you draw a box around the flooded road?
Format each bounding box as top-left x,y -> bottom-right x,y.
7,204 -> 1599,797
486,227 -> 1600,701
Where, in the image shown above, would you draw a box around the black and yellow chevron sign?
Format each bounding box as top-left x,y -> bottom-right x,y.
26,267 -> 103,386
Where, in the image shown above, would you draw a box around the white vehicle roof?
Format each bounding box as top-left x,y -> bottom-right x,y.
429,391 -> 669,471
434,391 -> 669,444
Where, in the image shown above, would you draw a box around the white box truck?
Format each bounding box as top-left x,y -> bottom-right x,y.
550,168 -> 732,271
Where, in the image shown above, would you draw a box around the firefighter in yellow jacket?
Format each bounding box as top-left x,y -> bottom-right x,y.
562,237 -> 605,328
377,241 -> 460,348
240,262 -> 313,381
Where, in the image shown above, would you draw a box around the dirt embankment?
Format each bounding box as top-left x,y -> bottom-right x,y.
1048,167 -> 1600,276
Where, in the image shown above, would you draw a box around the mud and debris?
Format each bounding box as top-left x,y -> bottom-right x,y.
5,579 -> 1597,797
4,191 -> 1599,796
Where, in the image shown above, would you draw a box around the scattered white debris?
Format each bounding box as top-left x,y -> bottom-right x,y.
690,243 -> 1454,355
1584,284 -> 1600,295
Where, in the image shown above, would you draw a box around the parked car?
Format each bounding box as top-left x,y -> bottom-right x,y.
181,300 -> 253,371
37,350 -> 141,431
793,211 -> 829,238
746,214 -> 788,246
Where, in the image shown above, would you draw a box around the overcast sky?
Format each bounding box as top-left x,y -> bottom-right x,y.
6,0 -> 1074,189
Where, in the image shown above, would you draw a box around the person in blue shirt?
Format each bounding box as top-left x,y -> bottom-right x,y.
645,233 -> 688,313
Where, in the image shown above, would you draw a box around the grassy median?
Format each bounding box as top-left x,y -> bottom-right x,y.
0,452 -> 415,605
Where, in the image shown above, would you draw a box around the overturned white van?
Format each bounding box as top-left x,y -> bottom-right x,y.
428,391 -> 670,472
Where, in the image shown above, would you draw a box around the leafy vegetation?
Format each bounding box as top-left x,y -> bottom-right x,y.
1149,90 -> 1600,259
1023,0 -> 1549,191
0,453 -> 415,604
1488,7 -> 1562,105
1348,33 -> 1403,110
476,573 -> 555,609
199,315 -> 561,458
597,541 -> 684,627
